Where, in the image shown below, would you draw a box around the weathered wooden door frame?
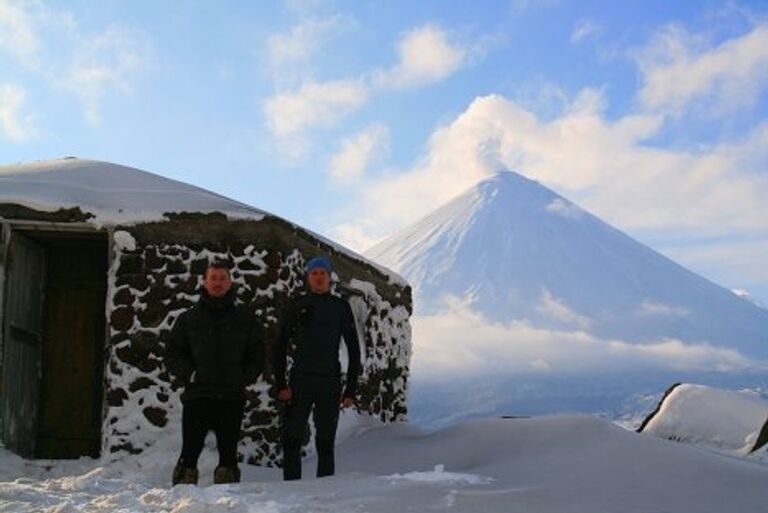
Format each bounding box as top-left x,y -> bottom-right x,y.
0,220 -> 112,458
0,222 -> 9,441
0,227 -> 47,456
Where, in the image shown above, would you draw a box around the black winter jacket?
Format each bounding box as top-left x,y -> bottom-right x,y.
272,291 -> 362,398
165,288 -> 264,402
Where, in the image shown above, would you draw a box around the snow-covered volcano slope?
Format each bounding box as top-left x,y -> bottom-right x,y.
368,171 -> 768,355
2,414 -> 767,512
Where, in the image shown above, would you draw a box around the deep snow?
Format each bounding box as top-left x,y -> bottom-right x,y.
2,413 -> 768,513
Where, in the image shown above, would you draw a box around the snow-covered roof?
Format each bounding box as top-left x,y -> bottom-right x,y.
0,157 -> 407,285
0,157 -> 267,226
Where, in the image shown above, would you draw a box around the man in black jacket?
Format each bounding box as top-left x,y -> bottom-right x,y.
165,261 -> 264,486
272,255 -> 362,480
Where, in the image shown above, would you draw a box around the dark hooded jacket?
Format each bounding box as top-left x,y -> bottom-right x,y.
271,291 -> 362,398
165,288 -> 264,402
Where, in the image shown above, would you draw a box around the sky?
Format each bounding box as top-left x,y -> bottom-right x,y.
1,0 -> 767,306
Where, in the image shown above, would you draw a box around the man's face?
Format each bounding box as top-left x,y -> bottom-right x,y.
307,268 -> 331,293
203,267 -> 232,297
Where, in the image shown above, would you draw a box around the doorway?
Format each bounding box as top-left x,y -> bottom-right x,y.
1,227 -> 108,458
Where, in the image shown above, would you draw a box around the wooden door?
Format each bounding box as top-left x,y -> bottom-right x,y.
35,237 -> 107,458
1,231 -> 46,457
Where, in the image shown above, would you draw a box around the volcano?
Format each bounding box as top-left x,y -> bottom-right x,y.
368,171 -> 768,357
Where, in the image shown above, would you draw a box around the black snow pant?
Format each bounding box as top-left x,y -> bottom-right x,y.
281,374 -> 342,480
178,397 -> 244,468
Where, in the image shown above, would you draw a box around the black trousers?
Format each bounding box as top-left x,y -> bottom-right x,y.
178,397 -> 244,468
281,374 -> 342,480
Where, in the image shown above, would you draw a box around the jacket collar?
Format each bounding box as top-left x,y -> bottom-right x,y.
199,287 -> 236,311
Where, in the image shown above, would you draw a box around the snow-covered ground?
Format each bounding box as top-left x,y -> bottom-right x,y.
3,411 -> 767,512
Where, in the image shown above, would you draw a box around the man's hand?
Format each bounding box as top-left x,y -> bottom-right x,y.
277,387 -> 292,403
340,395 -> 355,409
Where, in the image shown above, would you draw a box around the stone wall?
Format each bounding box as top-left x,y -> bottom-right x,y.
103,224 -> 411,466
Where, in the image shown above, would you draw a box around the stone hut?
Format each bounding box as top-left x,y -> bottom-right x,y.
0,158 -> 411,465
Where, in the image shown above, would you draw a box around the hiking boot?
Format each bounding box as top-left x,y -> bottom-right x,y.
172,464 -> 199,486
213,465 -> 241,484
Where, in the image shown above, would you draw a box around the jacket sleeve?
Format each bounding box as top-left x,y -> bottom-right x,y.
243,315 -> 265,384
271,299 -> 297,390
165,312 -> 194,384
341,299 -> 363,398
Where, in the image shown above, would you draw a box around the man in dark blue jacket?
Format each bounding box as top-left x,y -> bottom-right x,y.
165,261 -> 264,486
272,255 -> 363,480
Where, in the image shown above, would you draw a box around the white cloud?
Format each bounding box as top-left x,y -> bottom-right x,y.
0,0 -> 40,64
261,14 -> 363,153
545,197 -> 583,219
329,123 -> 389,184
262,22 -> 493,157
374,24 -> 467,90
330,222 -> 383,252
263,79 -> 369,139
606,338 -> 753,373
411,295 -> 762,380
636,24 -> 768,114
0,83 -> 34,141
536,288 -> 592,329
571,18 -> 601,44
267,15 -> 352,68
345,24 -> 768,243
341,88 -> 768,245
262,24 -> 470,139
0,1 -> 151,125
635,300 -> 691,318
63,26 -> 151,125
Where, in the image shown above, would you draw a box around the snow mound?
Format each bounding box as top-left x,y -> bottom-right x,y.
384,464 -> 493,485
639,383 -> 768,454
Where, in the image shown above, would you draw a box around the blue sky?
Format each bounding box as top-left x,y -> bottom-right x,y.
1,0 -> 767,305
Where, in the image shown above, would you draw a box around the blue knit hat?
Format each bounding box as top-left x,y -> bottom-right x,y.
304,255 -> 333,275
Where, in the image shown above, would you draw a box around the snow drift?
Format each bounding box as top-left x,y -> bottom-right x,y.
639,383 -> 768,455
